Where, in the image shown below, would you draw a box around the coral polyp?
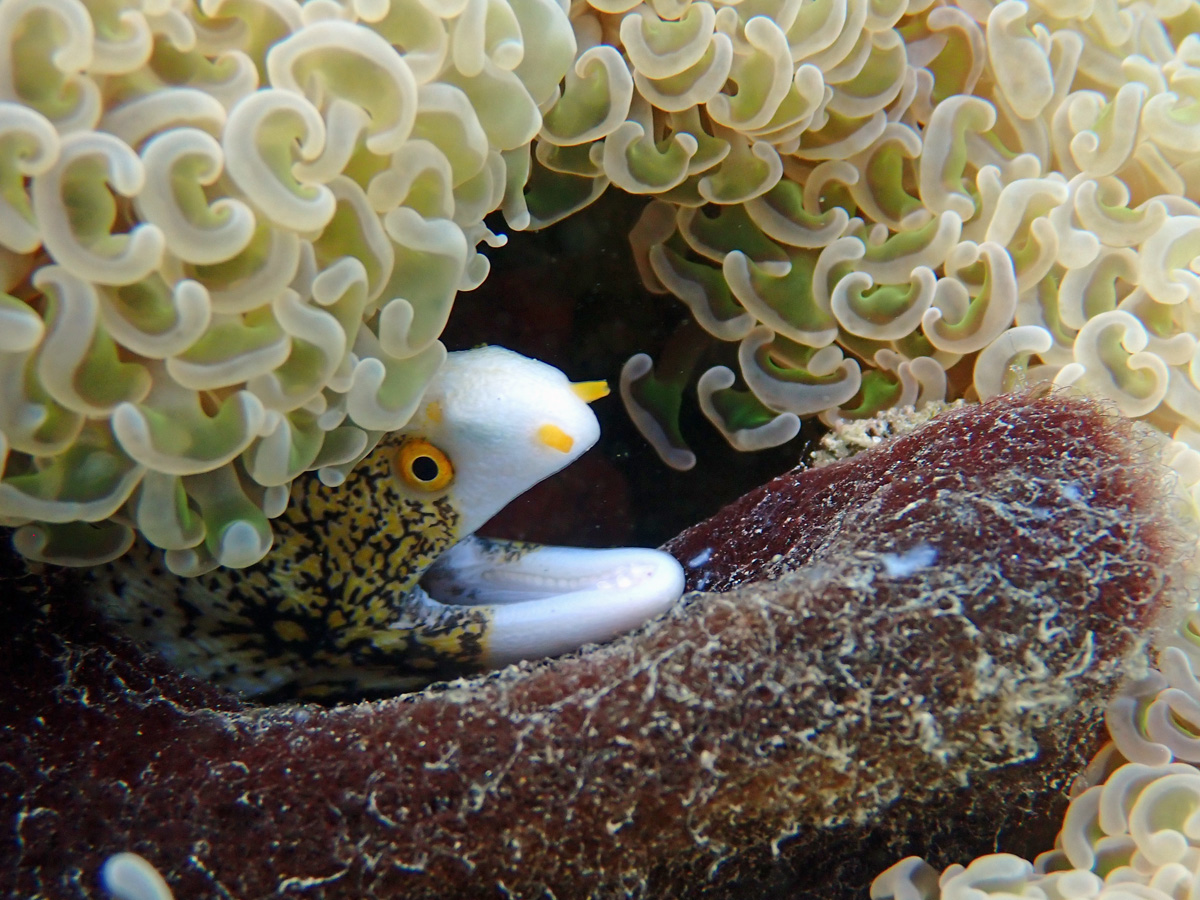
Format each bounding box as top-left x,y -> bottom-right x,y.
524,0 -> 1200,469
6,0 -> 1200,567
0,0 -> 582,571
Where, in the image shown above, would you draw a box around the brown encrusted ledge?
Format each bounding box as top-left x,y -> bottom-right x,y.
1,389 -> 1194,899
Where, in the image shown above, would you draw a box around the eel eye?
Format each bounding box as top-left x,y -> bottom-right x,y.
394,438 -> 454,491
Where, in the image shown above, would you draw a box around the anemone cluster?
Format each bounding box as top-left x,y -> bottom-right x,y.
526,0 -> 1200,470
873,756 -> 1200,900
6,0 -> 1200,573
0,0 -> 580,572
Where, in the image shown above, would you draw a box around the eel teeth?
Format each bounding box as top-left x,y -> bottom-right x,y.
421,535 -> 685,665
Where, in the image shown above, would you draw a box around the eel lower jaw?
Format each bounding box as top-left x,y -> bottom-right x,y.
421,536 -> 686,667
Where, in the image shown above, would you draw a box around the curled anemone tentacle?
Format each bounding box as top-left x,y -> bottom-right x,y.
87,347 -> 684,700
0,0 -> 582,569
593,0 -> 1200,471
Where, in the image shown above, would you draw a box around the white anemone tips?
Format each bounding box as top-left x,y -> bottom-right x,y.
0,0 -> 579,567
0,103 -> 60,254
986,2 -> 1054,121
697,364 -> 801,452
619,353 -> 697,472
561,0 -> 1200,513
974,326 -> 1054,401
346,337 -> 446,433
921,242 -> 1019,354
266,20 -> 419,157
540,46 -> 635,147
112,389 -> 268,476
1140,217 -> 1200,307
0,293 -> 45,353
31,132 -> 165,286
223,91 -> 336,234
136,129 -> 256,266
1068,311 -> 1170,418
738,326 -> 862,418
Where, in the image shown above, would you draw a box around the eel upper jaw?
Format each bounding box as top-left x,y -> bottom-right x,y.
420,536 -> 686,667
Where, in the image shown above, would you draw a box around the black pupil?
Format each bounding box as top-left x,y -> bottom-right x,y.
411,454 -> 440,482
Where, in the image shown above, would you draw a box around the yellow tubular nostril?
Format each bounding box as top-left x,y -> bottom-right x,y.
537,424 -> 575,454
570,380 -> 609,404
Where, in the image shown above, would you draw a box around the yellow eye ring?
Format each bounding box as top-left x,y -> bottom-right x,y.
394,438 -> 454,492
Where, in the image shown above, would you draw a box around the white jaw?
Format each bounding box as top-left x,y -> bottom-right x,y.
421,536 -> 686,666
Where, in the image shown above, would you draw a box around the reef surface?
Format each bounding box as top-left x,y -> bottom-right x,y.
1,390 -> 1192,899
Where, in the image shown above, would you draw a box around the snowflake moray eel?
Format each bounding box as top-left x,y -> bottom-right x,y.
89,347 -> 685,700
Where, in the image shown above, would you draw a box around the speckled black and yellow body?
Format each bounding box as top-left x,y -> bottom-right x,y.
91,443 -> 494,700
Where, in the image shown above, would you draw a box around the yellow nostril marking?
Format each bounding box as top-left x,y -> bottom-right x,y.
425,401 -> 442,423
538,424 -> 574,454
570,380 -> 609,404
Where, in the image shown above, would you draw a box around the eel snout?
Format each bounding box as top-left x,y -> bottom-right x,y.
420,536 -> 685,666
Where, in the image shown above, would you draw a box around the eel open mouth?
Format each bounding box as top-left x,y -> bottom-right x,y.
419,535 -> 686,666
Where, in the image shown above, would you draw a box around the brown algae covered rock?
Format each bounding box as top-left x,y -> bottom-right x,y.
659,389 -> 1196,894
1,390 -> 1193,899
